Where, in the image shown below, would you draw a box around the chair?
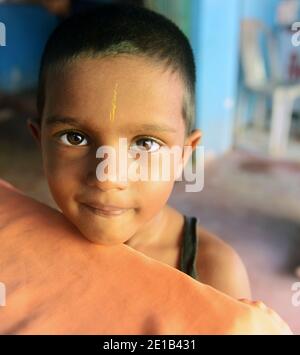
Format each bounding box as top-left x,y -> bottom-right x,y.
237,19 -> 300,157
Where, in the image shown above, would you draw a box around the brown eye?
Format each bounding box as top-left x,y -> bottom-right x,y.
59,132 -> 88,146
130,138 -> 161,153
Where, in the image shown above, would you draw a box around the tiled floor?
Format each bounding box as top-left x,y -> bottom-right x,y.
1,112 -> 299,334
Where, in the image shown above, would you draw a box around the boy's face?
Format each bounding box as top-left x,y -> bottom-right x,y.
30,56 -> 200,245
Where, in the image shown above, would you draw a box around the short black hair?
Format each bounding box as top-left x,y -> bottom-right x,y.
37,3 -> 196,135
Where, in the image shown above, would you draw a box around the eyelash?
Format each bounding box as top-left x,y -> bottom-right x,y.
55,130 -> 164,152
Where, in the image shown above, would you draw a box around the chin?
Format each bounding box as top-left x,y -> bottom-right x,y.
78,226 -> 129,246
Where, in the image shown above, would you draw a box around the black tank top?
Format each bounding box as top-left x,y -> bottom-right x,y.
179,215 -> 198,280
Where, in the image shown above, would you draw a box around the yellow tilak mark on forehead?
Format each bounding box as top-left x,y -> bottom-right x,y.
109,83 -> 118,122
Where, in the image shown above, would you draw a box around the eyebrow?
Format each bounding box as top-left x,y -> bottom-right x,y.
128,123 -> 177,133
45,115 -> 177,133
45,115 -> 82,127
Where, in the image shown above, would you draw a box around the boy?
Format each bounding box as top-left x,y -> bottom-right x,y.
28,3 -> 251,299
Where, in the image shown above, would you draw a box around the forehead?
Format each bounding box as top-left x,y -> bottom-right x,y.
43,55 -> 185,135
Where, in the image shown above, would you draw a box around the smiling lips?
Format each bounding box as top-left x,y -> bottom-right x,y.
81,202 -> 129,217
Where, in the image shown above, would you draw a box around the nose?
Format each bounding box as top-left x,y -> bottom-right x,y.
86,170 -> 128,191
86,147 -> 129,192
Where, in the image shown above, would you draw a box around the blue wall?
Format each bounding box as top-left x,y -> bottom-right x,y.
0,4 -> 58,93
191,0 -> 241,155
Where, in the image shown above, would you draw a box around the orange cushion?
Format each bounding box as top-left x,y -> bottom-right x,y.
0,179 -> 292,334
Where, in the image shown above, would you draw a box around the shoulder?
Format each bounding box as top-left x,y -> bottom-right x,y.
195,224 -> 252,299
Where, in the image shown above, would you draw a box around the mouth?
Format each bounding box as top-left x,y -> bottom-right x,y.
80,202 -> 130,217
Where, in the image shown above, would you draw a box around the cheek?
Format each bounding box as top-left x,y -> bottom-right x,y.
135,180 -> 174,216
131,149 -> 183,182
41,142 -> 86,204
128,152 -> 179,216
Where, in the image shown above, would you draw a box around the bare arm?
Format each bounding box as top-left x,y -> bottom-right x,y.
195,226 -> 251,299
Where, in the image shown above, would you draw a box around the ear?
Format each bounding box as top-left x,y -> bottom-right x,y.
27,118 -> 41,147
182,128 -> 202,167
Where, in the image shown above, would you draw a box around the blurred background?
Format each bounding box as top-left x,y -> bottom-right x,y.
0,0 -> 299,333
